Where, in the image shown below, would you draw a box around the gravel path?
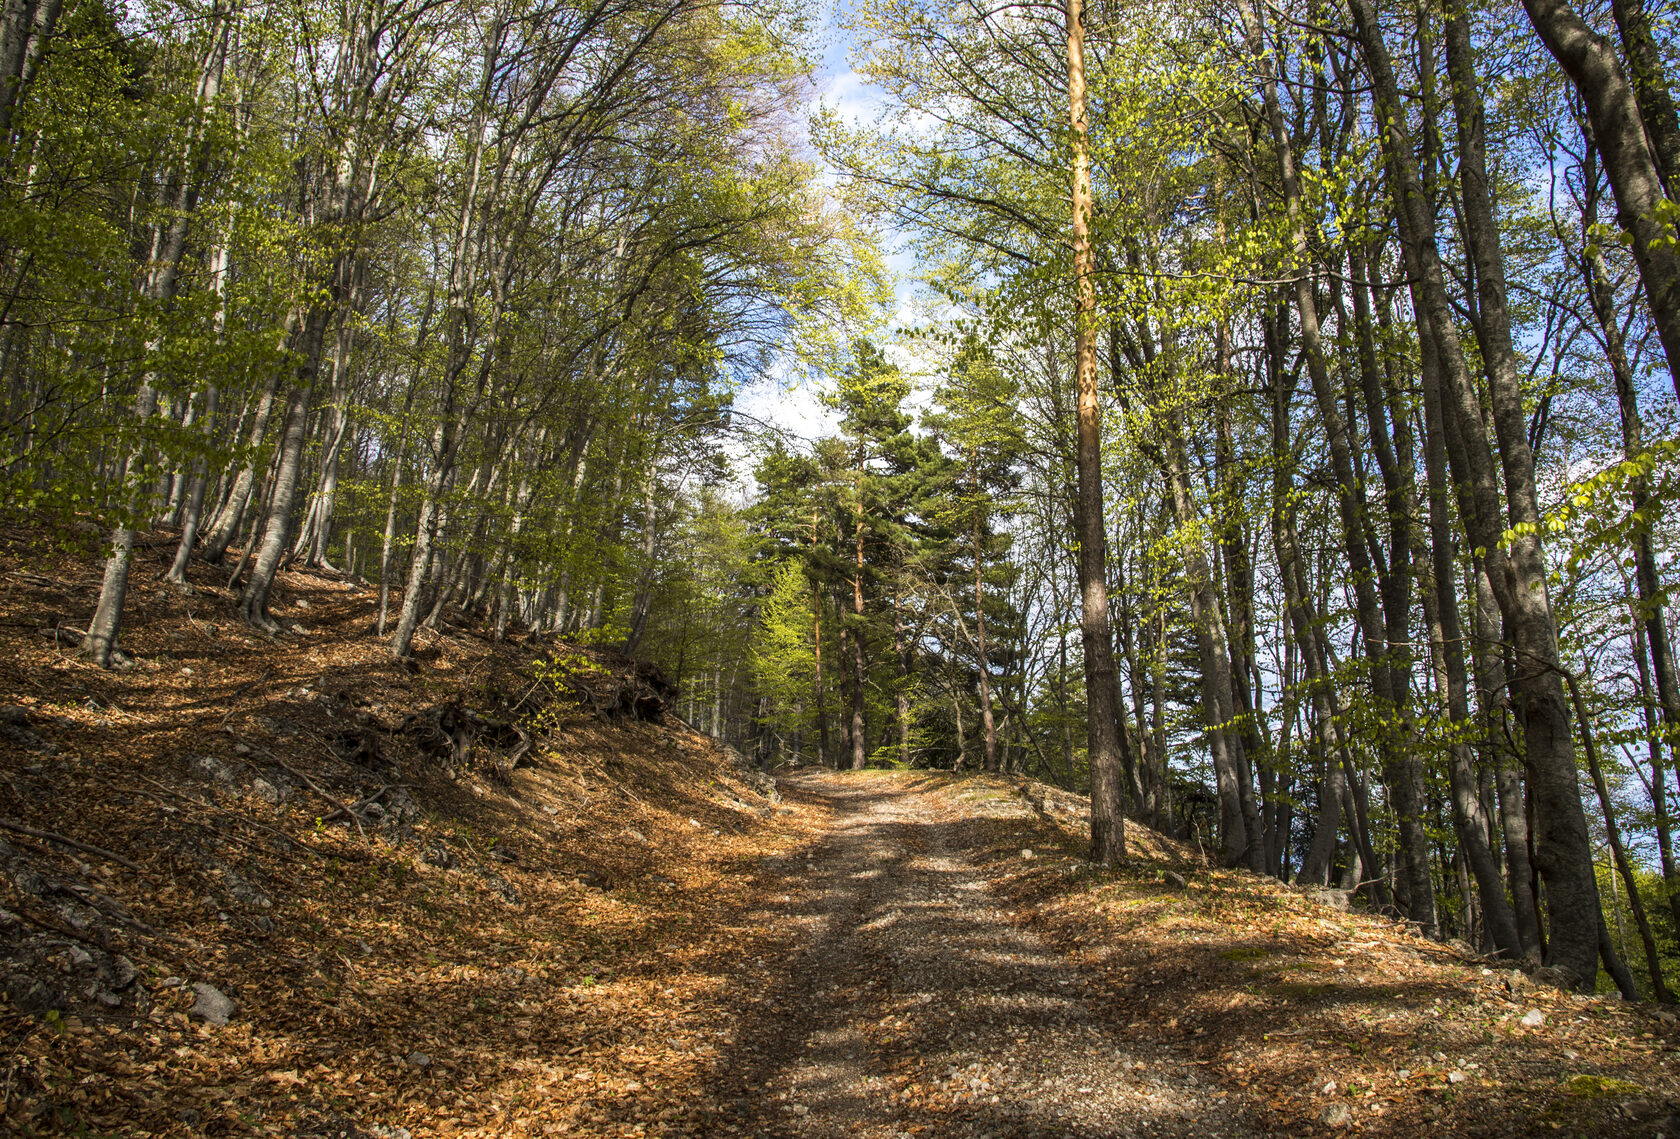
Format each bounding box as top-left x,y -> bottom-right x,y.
715,771 -> 1256,1138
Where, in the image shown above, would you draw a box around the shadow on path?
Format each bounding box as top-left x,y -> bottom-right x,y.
696,772 -> 1261,1139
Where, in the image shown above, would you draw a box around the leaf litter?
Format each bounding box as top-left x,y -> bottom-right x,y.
0,532 -> 1676,1138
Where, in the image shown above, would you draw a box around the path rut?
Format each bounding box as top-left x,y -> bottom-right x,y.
712,772 -> 1255,1138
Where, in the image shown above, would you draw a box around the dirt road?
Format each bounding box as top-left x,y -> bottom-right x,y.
711,771 -> 1251,1138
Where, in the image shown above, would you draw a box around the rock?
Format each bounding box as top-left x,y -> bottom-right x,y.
1533,965 -> 1576,990
1021,848 -> 1035,860
208,859 -> 270,909
623,829 -> 648,845
1448,1070 -> 1467,1084
1303,886 -> 1351,911
1520,1008 -> 1545,1028
8,864 -> 47,897
1505,969 -> 1531,993
406,1051 -> 432,1069
1322,1080 -> 1337,1095
1162,870 -> 1188,891
247,778 -> 284,805
4,972 -> 60,1016
187,754 -> 240,796
189,982 -> 235,1025
1321,1103 -> 1352,1128
381,786 -> 419,829
480,871 -> 520,905
687,818 -> 703,828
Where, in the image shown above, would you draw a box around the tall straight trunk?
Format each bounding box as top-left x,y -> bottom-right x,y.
85,97 -> 216,662
1067,0 -> 1124,864
1268,320 -> 1344,887
1214,394 -> 1267,875
892,587 -> 910,767
1242,0 -> 1430,916
237,334 -> 321,629
1519,0 -> 1680,402
391,415 -> 460,657
376,429 -> 408,637
0,0 -> 63,135
837,618 -> 853,763
164,384 -> 218,586
1163,425 -> 1248,867
297,306 -> 357,567
973,464 -> 998,773
1414,304 -> 1526,957
201,341 -> 288,563
1352,0 -> 1602,987
165,223 -> 235,586
1580,160 -> 1680,937
1608,0 -> 1680,191
812,508 -> 829,767
493,431 -> 539,640
850,463 -> 867,771
952,691 -> 967,771
1564,669 -> 1669,1000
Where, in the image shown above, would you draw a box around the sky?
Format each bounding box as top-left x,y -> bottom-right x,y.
727,0 -> 927,471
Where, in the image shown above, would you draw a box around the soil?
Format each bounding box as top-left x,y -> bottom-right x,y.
1,533 -> 1678,1137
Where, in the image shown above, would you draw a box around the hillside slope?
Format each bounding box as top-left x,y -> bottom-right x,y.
0,534 -> 805,1137
0,534 -> 1677,1138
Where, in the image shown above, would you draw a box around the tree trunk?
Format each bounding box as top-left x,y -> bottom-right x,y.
1067,0 -> 1124,864
1352,0 -> 1602,987
974,466 -> 998,773
237,365 -> 316,629
1581,159 -> 1680,938
1520,0 -> 1680,404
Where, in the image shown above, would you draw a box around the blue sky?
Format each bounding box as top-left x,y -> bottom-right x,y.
728,0 -> 930,460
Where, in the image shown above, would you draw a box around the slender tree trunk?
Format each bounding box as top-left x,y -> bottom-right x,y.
1580,163 -> 1680,937
1243,0 -> 1430,917
973,466 -> 998,773
850,488 -> 867,771
1519,0 -> 1680,401
201,343 -> 288,563
0,0 -> 63,136
812,508 -> 828,766
1572,673 -> 1669,1000
1352,0 -> 1601,986
892,586 -> 910,767
1067,0 -> 1124,863
237,361 -> 317,629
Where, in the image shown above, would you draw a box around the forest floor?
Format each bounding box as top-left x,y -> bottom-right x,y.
0,529 -> 1678,1137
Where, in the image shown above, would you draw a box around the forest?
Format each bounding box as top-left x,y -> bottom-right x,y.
4,0 -> 1680,1006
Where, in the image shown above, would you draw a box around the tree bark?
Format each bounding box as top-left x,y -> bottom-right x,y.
1351,0 -> 1602,987
1520,0 -> 1680,403
1067,0 -> 1124,864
